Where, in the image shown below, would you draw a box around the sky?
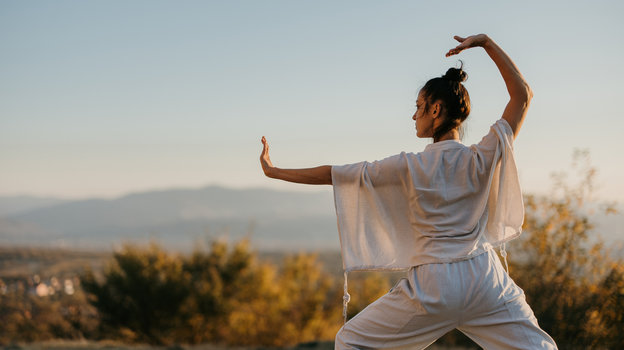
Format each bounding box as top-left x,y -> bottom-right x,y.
1,0 -> 623,203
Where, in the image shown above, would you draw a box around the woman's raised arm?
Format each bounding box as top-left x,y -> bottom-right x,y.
260,136 -> 333,185
446,34 -> 533,138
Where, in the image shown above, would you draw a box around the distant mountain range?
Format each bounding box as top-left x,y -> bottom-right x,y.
0,186 -> 621,252
0,186 -> 339,251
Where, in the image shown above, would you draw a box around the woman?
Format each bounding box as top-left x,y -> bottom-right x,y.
260,34 -> 558,349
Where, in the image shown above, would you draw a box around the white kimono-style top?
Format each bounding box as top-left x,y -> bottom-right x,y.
331,119 -> 524,320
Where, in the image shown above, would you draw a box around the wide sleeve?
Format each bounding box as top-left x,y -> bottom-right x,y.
331,152 -> 408,188
476,119 -> 524,245
331,152 -> 416,271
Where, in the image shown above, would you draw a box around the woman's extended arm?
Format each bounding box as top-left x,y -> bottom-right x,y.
260,136 -> 332,185
446,34 -> 533,138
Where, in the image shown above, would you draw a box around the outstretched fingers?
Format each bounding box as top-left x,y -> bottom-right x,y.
446,46 -> 463,57
446,36 -> 468,57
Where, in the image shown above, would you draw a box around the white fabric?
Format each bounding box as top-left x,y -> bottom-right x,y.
331,118 -> 523,273
335,249 -> 558,349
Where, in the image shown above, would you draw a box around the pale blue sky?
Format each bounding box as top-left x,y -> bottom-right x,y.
1,0 -> 623,202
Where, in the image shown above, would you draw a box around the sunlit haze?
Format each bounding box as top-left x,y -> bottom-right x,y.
1,0 -> 623,202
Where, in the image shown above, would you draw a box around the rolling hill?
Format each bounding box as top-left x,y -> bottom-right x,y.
0,186 -> 339,251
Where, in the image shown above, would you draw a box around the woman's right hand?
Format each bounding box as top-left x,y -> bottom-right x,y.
445,34 -> 490,57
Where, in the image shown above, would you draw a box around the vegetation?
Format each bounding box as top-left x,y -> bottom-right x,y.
508,150 -> 622,348
79,240 -> 395,346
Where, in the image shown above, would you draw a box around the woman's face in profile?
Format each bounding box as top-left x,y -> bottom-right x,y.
413,91 -> 434,138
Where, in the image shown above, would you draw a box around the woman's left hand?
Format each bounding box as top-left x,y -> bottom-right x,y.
260,136 -> 275,177
445,34 -> 490,57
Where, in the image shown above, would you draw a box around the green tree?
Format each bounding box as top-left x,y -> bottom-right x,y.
82,243 -> 189,344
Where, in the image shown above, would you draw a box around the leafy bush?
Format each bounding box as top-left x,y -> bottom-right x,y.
82,242 -> 189,344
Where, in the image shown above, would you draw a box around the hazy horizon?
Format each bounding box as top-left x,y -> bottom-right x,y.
1,184 -> 621,253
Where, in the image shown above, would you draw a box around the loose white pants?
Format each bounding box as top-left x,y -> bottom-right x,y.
335,249 -> 558,349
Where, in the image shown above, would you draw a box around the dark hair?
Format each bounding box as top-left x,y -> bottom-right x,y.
421,61 -> 471,141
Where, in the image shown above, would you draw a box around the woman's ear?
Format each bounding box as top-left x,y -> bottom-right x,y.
432,103 -> 440,118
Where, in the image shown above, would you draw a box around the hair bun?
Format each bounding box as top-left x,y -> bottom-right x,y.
443,63 -> 468,83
